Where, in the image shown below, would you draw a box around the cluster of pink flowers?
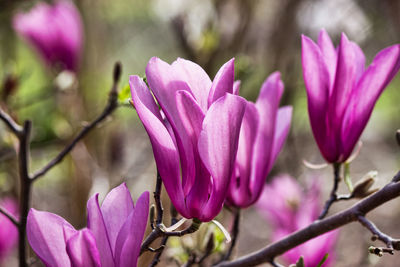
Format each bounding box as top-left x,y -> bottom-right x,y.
9,0 -> 400,265
257,175 -> 338,266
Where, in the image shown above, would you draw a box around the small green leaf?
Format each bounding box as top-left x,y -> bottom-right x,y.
118,84 -> 131,104
344,162 -> 354,192
316,253 -> 329,267
295,256 -> 305,267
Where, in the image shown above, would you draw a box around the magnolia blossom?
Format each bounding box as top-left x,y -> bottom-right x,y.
256,175 -> 338,266
27,184 -> 149,267
130,57 -> 246,221
226,72 -> 292,208
302,29 -> 400,163
13,0 -> 83,72
0,197 -> 18,262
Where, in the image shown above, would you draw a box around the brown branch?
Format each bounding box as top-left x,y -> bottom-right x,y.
214,171 -> 400,267
0,205 -> 19,227
30,62 -> 121,181
357,215 -> 400,250
0,107 -> 22,136
318,163 -> 342,219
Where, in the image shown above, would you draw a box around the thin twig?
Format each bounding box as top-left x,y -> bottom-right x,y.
0,206 -> 19,226
18,120 -> 32,267
357,215 -> 400,250
30,62 -> 121,181
214,171 -> 400,267
155,171 -> 163,225
221,209 -> 240,261
318,163 -> 341,219
269,260 -> 284,267
0,107 -> 22,136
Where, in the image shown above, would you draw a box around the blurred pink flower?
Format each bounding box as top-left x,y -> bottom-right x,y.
27,184 -> 149,267
0,197 -> 18,262
130,58 -> 246,222
13,1 -> 84,72
226,72 -> 292,208
256,175 -> 338,266
301,29 -> 400,163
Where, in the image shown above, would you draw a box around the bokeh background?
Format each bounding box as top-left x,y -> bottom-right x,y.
1,0 -> 400,266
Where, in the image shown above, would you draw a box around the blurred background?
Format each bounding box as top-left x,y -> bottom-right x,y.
1,0 -> 400,266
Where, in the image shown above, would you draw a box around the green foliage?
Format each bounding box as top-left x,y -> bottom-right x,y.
316,253 -> 329,267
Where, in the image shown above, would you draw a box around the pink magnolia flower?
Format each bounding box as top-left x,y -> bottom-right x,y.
302,29 -> 400,163
0,197 -> 18,262
13,0 -> 83,72
130,57 -> 246,222
256,175 -> 338,267
27,184 -> 149,267
226,72 -> 292,208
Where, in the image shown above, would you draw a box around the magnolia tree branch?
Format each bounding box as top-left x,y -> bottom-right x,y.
221,209 -> 241,262
0,205 -> 19,227
214,171 -> 400,267
31,63 -> 121,181
0,63 -> 122,267
318,163 -> 342,219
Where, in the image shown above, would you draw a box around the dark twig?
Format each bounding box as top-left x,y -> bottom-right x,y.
357,215 -> 400,250
30,62 -> 121,181
318,163 -> 341,219
221,209 -> 240,262
149,176 -> 179,267
214,172 -> 400,267
18,120 -> 32,267
269,259 -> 284,267
0,107 -> 22,136
0,205 -> 19,227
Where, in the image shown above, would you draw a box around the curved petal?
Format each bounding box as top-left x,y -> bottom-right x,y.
317,29 -> 337,89
130,75 -> 188,217
176,90 -> 206,197
198,94 -> 246,221
233,80 -> 241,96
171,58 -> 212,110
145,57 -> 195,198
328,33 -> 358,137
65,228 -> 101,267
115,191 -> 149,267
249,72 -> 283,201
301,34 -> 336,162
207,58 -> 235,107
227,102 -> 259,207
270,106 -> 292,166
27,209 -> 72,267
87,194 -> 114,267
100,183 -> 134,253
341,44 -> 400,160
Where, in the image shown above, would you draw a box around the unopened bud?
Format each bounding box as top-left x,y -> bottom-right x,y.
352,171 -> 378,198
113,62 -> 122,83
149,204 -> 156,228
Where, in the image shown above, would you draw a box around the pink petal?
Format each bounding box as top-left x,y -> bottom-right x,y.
227,102 -> 259,207
65,228 -> 101,267
233,80 -> 241,95
317,29 -> 337,89
198,93 -> 246,221
301,34 -> 336,162
87,194 -> 114,267
145,57 -> 196,199
171,58 -> 212,110
270,106 -> 292,166
100,183 -> 134,253
130,75 -> 188,217
27,209 -> 72,267
115,191 -> 149,267
176,90 -> 206,197
341,44 -> 400,160
207,58 -> 235,107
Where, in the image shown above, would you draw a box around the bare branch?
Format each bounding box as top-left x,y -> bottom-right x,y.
0,206 -> 19,227
318,163 -> 342,219
31,62 -> 121,181
214,172 -> 400,267
0,107 -> 22,136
